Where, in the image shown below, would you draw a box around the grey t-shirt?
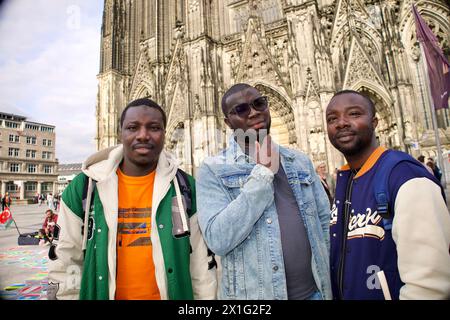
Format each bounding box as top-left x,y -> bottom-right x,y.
273,165 -> 317,300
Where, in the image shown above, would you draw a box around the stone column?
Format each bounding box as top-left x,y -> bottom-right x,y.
1,181 -> 6,195
37,181 -> 42,195
183,119 -> 193,175
19,181 -> 25,200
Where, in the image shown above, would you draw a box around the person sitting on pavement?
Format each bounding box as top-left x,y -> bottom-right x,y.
39,209 -> 58,245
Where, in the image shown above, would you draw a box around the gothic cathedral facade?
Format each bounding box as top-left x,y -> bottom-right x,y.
96,0 -> 450,174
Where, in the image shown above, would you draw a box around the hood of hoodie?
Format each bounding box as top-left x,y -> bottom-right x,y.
81,144 -> 180,182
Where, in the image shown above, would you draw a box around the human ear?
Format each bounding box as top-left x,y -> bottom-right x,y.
372,116 -> 378,129
224,117 -> 232,129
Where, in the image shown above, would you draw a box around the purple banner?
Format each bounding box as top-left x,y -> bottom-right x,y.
413,5 -> 450,110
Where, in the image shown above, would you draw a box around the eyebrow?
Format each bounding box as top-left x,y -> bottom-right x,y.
346,105 -> 365,109
124,120 -> 163,125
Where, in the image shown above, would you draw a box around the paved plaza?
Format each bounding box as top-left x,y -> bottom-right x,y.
1,185 -> 449,301
0,204 -> 53,300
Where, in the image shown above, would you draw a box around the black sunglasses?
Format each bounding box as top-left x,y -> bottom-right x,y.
228,96 -> 268,117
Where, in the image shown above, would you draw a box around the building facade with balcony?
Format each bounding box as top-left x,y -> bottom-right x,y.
0,112 -> 58,202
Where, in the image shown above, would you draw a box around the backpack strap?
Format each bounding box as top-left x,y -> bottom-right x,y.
81,175 -> 96,252
175,169 -> 217,268
175,169 -> 192,216
171,168 -> 194,239
373,151 -> 425,220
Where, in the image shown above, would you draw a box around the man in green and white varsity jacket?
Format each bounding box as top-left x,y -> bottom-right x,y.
48,98 -> 217,300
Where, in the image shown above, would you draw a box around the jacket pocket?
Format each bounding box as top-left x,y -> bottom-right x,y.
219,169 -> 251,199
297,170 -> 314,185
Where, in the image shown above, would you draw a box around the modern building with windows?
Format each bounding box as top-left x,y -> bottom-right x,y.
56,163 -> 82,195
0,112 -> 59,202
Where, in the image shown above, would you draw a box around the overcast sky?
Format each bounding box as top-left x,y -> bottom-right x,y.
0,0 -> 104,164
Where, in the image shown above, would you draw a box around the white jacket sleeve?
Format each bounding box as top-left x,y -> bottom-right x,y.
392,178 -> 450,299
189,214 -> 218,299
47,200 -> 84,300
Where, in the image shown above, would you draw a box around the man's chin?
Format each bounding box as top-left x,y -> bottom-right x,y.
127,152 -> 160,167
332,142 -> 359,157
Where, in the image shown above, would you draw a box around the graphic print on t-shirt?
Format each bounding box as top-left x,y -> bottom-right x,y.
117,207 -> 152,247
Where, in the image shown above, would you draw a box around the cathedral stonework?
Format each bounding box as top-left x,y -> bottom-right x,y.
96,0 -> 450,174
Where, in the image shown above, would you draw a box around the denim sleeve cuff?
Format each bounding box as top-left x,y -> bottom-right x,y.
250,164 -> 274,184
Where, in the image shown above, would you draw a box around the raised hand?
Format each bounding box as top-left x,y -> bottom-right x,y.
255,135 -> 280,173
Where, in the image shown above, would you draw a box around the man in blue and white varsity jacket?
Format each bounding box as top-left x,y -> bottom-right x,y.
326,90 -> 450,300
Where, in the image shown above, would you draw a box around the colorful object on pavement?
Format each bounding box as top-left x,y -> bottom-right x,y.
1,279 -> 48,300
0,246 -> 49,300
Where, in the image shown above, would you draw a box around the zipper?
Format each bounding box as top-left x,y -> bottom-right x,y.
337,170 -> 355,299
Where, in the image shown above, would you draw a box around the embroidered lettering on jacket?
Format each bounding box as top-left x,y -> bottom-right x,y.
347,208 -> 385,240
330,203 -> 338,226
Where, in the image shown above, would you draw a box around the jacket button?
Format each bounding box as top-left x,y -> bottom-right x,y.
272,265 -> 278,271
336,200 -> 340,204
98,276 -> 103,280
168,268 -> 173,273
332,233 -> 336,237
266,218 -> 272,224
97,228 -> 101,233
159,224 -> 164,229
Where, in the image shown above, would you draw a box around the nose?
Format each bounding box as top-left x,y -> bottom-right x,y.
335,115 -> 349,129
248,104 -> 261,118
136,126 -> 150,141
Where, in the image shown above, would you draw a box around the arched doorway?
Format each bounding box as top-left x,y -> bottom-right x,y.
254,84 -> 296,147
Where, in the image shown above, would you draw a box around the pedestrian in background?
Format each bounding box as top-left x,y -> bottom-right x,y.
1,192 -> 11,211
427,157 -> 443,184
315,162 -> 334,207
417,155 -> 434,175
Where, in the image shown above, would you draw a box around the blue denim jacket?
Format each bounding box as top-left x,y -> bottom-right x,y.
197,138 -> 332,300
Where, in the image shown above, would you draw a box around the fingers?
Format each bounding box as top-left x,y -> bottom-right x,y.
255,136 -> 279,173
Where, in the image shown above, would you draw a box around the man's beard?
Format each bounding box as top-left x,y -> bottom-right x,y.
332,131 -> 374,158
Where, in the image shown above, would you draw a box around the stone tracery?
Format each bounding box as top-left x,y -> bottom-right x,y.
96,0 -> 450,173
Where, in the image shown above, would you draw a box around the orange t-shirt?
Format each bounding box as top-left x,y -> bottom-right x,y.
115,168 -> 161,300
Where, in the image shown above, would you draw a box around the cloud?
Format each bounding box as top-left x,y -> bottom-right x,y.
0,0 -> 103,163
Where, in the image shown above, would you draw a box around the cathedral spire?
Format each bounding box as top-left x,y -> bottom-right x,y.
99,0 -> 125,73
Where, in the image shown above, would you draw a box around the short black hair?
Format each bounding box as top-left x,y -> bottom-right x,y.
331,90 -> 376,117
120,98 -> 167,128
221,83 -> 254,115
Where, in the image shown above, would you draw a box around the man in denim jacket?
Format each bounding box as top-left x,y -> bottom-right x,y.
197,83 -> 332,300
